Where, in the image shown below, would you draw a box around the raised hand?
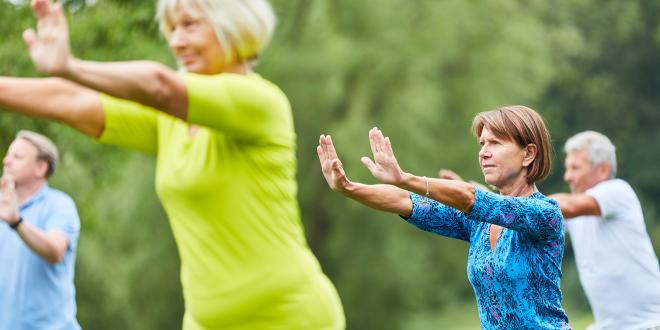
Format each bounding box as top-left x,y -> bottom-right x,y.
361,127 -> 404,185
317,135 -> 353,194
23,0 -> 73,76
0,175 -> 20,225
439,169 -> 463,181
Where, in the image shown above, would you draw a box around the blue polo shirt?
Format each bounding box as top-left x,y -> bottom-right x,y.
0,184 -> 81,330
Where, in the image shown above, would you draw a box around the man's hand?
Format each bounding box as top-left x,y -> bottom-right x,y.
0,175 -> 21,226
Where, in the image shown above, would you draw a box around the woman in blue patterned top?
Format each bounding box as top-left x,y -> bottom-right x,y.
317,105 -> 571,329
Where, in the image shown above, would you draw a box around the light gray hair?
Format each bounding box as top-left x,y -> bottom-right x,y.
564,130 -> 617,178
156,0 -> 276,67
16,130 -> 59,178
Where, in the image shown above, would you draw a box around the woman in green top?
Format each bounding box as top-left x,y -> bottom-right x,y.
0,0 -> 345,329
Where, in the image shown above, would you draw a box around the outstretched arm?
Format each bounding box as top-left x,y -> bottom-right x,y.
24,0 -> 187,119
0,77 -> 103,137
317,134 -> 412,216
361,128 -> 476,212
549,193 -> 601,219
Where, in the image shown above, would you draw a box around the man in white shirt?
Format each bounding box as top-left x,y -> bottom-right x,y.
552,131 -> 660,330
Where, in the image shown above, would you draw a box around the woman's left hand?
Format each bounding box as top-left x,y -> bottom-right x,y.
23,0 -> 73,76
361,127 -> 405,185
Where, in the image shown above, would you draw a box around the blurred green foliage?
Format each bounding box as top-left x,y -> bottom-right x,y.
1,0 -> 658,329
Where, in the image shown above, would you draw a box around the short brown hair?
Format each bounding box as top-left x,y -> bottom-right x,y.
472,105 -> 551,184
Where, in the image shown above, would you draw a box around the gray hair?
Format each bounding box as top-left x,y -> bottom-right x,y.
16,130 -> 59,178
156,0 -> 276,67
564,130 -> 617,178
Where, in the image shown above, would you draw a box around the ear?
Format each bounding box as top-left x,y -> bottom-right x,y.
35,159 -> 49,179
596,162 -> 610,180
522,144 -> 538,167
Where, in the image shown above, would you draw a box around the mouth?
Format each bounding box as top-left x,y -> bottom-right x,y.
177,54 -> 198,65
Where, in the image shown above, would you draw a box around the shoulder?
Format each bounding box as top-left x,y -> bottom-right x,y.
532,192 -> 560,208
43,187 -> 77,208
587,179 -> 636,198
184,73 -> 287,98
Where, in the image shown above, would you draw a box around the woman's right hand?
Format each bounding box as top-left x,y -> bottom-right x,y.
23,0 -> 73,76
317,135 -> 353,194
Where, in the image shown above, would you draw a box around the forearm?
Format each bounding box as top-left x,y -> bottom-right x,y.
0,77 -> 104,137
549,193 -> 600,218
65,59 -> 187,118
14,221 -> 68,264
398,173 -> 476,212
343,183 -> 413,217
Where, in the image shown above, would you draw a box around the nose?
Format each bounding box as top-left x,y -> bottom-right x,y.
563,170 -> 571,183
168,27 -> 187,50
479,145 -> 490,160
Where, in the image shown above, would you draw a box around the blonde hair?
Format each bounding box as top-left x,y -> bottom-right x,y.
157,0 -> 276,66
472,105 -> 552,184
16,130 -> 59,178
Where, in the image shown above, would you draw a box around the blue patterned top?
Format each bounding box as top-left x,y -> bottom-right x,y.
404,188 -> 570,329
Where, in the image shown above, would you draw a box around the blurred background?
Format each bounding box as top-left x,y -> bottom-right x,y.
1,0 -> 659,329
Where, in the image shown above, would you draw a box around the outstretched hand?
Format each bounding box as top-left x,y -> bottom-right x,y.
317,135 -> 353,194
0,175 -> 20,225
361,127 -> 405,185
439,169 -> 463,181
23,0 -> 73,76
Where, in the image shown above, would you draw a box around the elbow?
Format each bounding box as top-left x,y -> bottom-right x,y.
44,250 -> 65,264
561,204 -> 578,219
43,241 -> 67,264
153,66 -> 188,118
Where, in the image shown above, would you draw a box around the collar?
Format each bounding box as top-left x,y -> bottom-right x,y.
20,183 -> 49,211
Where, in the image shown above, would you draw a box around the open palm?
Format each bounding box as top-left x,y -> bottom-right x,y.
361,127 -> 404,185
23,0 -> 72,76
317,135 -> 352,194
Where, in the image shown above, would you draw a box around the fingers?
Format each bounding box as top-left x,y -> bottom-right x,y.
325,135 -> 339,159
22,29 -> 37,48
383,136 -> 394,156
330,159 -> 344,178
0,175 -> 15,193
439,169 -> 461,180
31,0 -> 50,19
368,128 -> 379,156
360,156 -> 378,175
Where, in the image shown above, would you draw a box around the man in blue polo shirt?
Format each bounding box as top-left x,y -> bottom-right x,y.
0,130 -> 81,330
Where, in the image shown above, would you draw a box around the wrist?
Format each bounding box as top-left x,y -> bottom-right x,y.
9,216 -> 23,230
398,172 -> 416,189
61,57 -> 80,79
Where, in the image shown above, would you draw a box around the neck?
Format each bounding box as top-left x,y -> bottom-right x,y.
16,179 -> 46,205
498,177 -> 537,197
223,62 -> 252,75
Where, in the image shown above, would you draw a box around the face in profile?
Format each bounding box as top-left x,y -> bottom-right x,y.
2,139 -> 47,184
478,127 -> 529,189
166,2 -> 226,74
563,149 -> 604,194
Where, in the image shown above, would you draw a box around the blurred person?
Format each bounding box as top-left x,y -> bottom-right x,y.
551,131 -> 660,330
318,106 -> 571,329
0,130 -> 81,330
0,0 -> 344,329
